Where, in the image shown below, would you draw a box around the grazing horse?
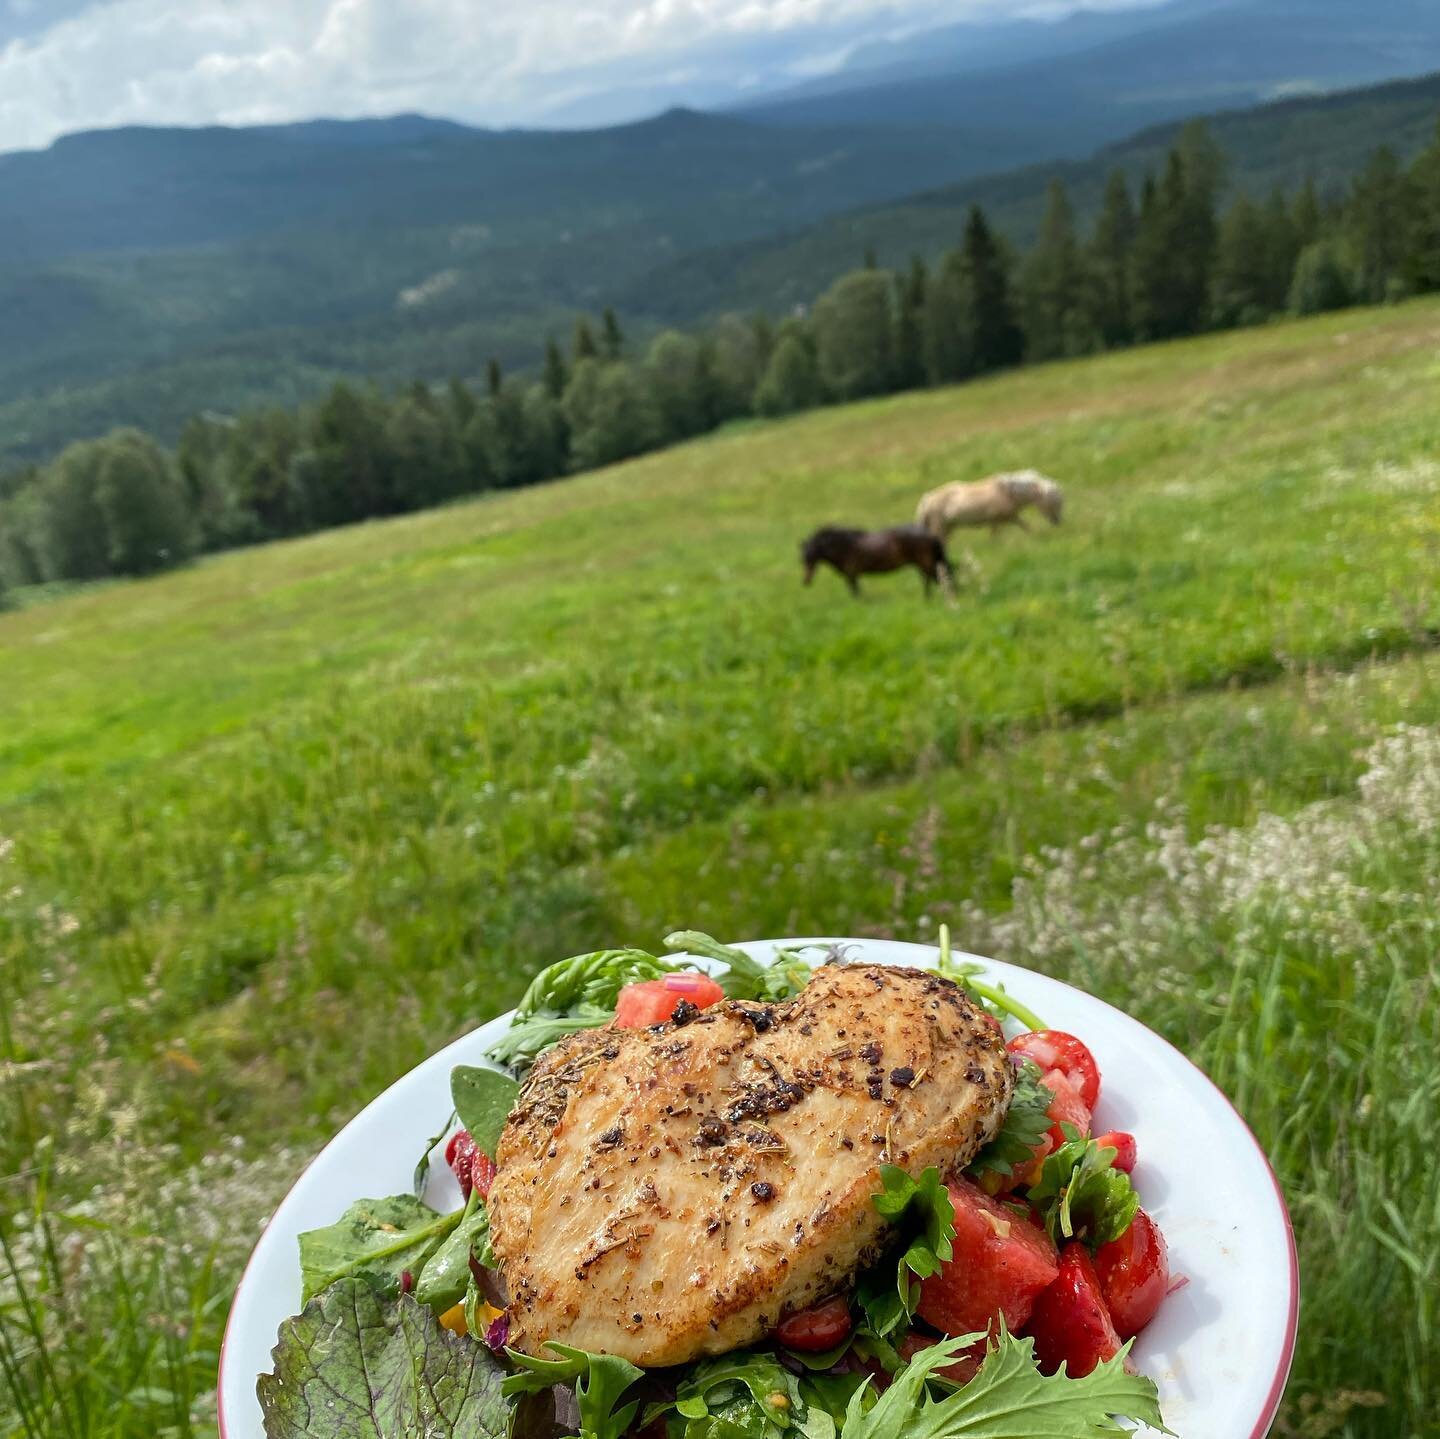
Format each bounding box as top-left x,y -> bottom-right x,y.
916,470 -> 1064,539
800,525 -> 956,599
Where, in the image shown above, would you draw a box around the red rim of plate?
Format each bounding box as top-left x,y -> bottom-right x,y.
216,949 -> 1300,1439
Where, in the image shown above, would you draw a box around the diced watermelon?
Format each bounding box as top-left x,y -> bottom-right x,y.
897,1331 -> 984,1386
1025,1242 -> 1122,1377
614,972 -> 725,1028
916,1178 -> 1060,1339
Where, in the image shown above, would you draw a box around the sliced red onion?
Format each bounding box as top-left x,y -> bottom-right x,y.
484,1313 -> 511,1352
1166,1272 -> 1191,1296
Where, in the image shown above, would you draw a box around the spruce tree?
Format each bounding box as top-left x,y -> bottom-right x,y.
1405,119 -> 1440,292
601,307 -> 624,360
1019,178 -> 1093,360
1347,147 -> 1412,303
962,205 -> 1022,372
922,248 -> 973,386
893,256 -> 928,391
486,359 -> 503,397
1292,178 -> 1322,252
1087,170 -> 1136,348
1211,194 -> 1273,326
1259,188 -> 1299,313
574,317 -> 599,362
543,338 -> 568,400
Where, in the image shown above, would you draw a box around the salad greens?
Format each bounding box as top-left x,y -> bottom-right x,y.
451,1065 -> 520,1156
414,1187 -> 493,1311
840,1330 -> 1168,1439
965,1060 -> 1053,1180
662,932 -> 814,1003
504,1343 -> 646,1439
1027,1130 -> 1140,1249
487,948 -> 686,1067
297,1194 -> 462,1303
935,925 -> 1047,1034
857,1166 -> 956,1339
257,1277 -> 509,1439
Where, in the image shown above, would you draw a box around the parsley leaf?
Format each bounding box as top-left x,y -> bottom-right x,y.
857,1166 -> 955,1337
296,1195 -> 460,1303
504,1342 -> 645,1439
257,1278 -> 508,1439
840,1329 -> 1170,1439
966,1061 -> 1052,1180
1027,1130 -> 1140,1249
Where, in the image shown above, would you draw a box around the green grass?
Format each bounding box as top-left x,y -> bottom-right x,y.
3,299 -> 1439,1437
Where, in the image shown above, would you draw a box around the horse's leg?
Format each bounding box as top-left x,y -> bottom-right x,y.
846,569 -> 861,598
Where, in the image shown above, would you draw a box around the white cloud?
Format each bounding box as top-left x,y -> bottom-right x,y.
0,0 -> 1132,151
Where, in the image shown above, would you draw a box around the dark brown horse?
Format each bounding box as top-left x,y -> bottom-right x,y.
800,525 -> 956,599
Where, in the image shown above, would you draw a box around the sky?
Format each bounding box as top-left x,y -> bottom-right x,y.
0,0 -> 1161,153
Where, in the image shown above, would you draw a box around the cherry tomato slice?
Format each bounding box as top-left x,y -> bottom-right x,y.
1094,1208 -> 1169,1338
1092,1130 -> 1136,1174
1007,1031 -> 1101,1108
775,1296 -> 853,1352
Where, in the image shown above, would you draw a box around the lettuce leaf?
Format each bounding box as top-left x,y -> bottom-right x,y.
256,1278 -> 508,1439
297,1194 -> 460,1303
839,1330 -> 1169,1439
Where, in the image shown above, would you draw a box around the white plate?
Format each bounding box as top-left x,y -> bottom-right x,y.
219,939 -> 1297,1439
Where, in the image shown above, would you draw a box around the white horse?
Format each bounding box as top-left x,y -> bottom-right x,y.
915,470 -> 1064,539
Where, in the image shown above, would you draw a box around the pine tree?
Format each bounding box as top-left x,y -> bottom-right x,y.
962,206 -> 1022,372
601,307 -> 624,360
893,256 -> 928,391
1346,146 -> 1412,303
922,247 -> 973,385
486,359 -> 503,397
574,317 -> 599,363
1087,170 -> 1136,348
543,338 -> 568,400
447,376 -> 477,430
1019,178 -> 1094,360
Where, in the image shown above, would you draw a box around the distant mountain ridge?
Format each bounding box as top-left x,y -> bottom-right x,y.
0,0 -> 1438,467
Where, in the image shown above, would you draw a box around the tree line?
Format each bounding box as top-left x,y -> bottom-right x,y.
4,118 -> 1440,599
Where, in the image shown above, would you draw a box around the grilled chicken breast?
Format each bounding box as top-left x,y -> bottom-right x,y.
488,962 -> 1013,1366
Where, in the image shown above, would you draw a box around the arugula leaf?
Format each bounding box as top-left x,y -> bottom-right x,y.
662,932 -> 811,1002
450,1065 -> 520,1157
839,1329 -> 1170,1439
297,1195 -> 460,1303
966,1061 -> 1052,1180
257,1278 -> 508,1439
414,1107 -> 458,1197
413,1188 -> 492,1311
489,948 -> 685,1068
504,1342 -> 645,1439
857,1165 -> 956,1336
1027,1130 -> 1140,1249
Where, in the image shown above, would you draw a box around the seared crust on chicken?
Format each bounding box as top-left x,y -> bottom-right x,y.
487,963 -> 1013,1366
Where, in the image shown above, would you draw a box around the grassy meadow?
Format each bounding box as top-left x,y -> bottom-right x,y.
3,300 -> 1440,1437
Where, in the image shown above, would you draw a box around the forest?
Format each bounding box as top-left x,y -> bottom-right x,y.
3,118 -> 1439,597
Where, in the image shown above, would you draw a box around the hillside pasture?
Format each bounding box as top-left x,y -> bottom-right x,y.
1,301 -> 1439,1436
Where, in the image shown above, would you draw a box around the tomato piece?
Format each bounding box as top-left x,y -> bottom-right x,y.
614,973 -> 725,1028
1039,1068 -> 1092,1150
897,1332 -> 983,1386
1025,1242 -> 1122,1377
444,1129 -> 497,1199
917,1178 -> 1060,1340
1095,1209 -> 1169,1338
1008,1031 -> 1101,1108
1093,1130 -> 1136,1174
774,1295 -> 853,1352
